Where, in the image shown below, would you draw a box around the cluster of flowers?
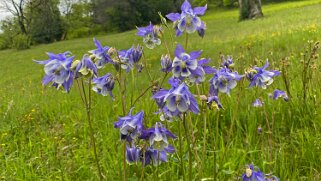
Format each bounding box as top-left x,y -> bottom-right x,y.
34,0 -> 286,178
242,164 -> 280,181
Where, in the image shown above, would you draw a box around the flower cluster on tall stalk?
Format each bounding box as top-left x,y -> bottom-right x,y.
33,0 -> 287,180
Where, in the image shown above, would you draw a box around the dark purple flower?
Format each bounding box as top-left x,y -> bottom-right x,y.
92,73 -> 115,98
89,38 -> 113,68
137,22 -> 162,49
166,0 -> 207,37
242,164 -> 264,181
252,99 -> 263,107
161,54 -> 172,73
34,51 -> 74,92
75,54 -> 98,78
118,48 -> 134,72
271,89 -> 288,101
140,122 -> 176,151
130,45 -> 143,63
114,109 -> 145,142
221,55 -> 235,70
247,60 -> 280,89
257,126 -> 262,134
126,144 -> 141,164
172,44 -> 200,79
188,58 -> 215,84
210,68 -> 243,95
143,145 -> 175,166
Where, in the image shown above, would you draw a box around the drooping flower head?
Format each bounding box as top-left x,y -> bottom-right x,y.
92,73 -> 115,98
210,68 -> 243,95
130,45 -> 143,64
241,164 -> 264,181
221,55 -> 235,71
34,51 -> 74,92
126,144 -> 141,164
142,145 -> 175,166
246,60 -> 280,89
152,82 -> 200,115
140,122 -> 176,151
114,109 -> 144,142
160,54 -> 172,73
188,58 -> 215,84
75,54 -> 98,78
166,0 -> 207,37
137,22 -> 162,49
172,44 -> 201,80
89,38 -> 113,68
118,47 -> 134,72
270,89 -> 289,101
252,98 -> 263,107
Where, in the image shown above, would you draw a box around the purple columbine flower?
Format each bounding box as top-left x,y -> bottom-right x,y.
172,44 -> 201,79
130,45 -> 143,64
118,47 -> 134,72
126,144 -> 141,164
161,54 -> 172,73
271,89 -> 289,101
166,0 -> 207,37
34,51 -> 74,92
153,82 -> 200,114
92,73 -> 115,98
75,54 -> 98,78
137,22 -> 162,49
252,98 -> 263,107
114,109 -> 144,142
207,95 -> 223,110
142,145 -> 175,166
140,122 -> 176,151
89,38 -> 113,68
221,55 -> 235,71
210,68 -> 243,95
247,60 -> 280,89
188,58 -> 215,84
242,164 -> 264,181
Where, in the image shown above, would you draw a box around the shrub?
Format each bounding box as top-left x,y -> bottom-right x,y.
12,34 -> 31,50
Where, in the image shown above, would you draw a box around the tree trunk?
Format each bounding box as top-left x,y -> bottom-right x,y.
239,0 -> 263,20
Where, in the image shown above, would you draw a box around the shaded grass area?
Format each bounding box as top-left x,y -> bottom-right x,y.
0,1 -> 321,180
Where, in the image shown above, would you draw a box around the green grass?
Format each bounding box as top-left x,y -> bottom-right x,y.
1,1 -> 321,180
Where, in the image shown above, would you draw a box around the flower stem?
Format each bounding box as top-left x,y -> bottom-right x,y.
185,32 -> 189,50
81,78 -> 103,181
183,113 -> 192,181
118,67 -> 127,181
178,118 -> 185,181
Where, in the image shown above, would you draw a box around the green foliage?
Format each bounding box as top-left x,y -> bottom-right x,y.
0,18 -> 20,49
28,0 -> 64,44
12,34 -> 31,50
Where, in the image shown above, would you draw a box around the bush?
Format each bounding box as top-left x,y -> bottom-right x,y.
12,34 -> 31,50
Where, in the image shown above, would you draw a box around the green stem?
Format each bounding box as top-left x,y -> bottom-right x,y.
81,78 -> 103,181
183,114 -> 192,181
118,67 -> 127,181
185,33 -> 189,50
178,118 -> 185,181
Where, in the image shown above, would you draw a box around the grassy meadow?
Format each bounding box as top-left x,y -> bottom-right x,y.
1,0 -> 321,180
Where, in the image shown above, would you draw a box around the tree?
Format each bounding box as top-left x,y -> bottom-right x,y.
27,0 -> 64,43
239,0 -> 263,20
0,0 -> 41,35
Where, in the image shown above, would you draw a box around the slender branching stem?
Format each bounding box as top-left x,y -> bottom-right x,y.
80,78 -> 103,181
178,118 -> 185,181
183,113 -> 192,181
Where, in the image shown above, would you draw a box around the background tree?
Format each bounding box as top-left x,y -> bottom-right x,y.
27,0 -> 64,43
239,0 -> 263,20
